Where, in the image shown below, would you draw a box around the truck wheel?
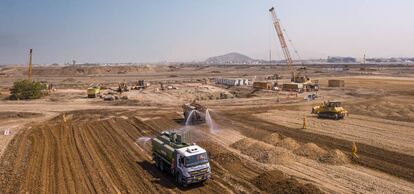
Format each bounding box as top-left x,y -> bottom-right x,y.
176,173 -> 181,185
176,173 -> 187,187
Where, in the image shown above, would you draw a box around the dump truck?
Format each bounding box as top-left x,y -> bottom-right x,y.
182,102 -> 206,124
152,130 -> 211,187
312,101 -> 348,120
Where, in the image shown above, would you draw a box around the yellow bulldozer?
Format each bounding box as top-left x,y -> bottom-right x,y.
312,101 -> 348,120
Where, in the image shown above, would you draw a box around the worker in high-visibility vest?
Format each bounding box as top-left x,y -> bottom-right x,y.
302,116 -> 307,129
62,114 -> 67,123
352,142 -> 359,159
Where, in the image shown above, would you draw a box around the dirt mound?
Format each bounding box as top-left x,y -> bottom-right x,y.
268,147 -> 295,165
198,141 -> 243,171
231,138 -> 257,150
320,149 -> 350,165
294,143 -> 328,161
277,137 -> 300,150
231,138 -> 294,165
263,133 -> 281,145
251,170 -> 323,194
239,136 -> 348,166
232,138 -> 273,163
213,152 -> 243,172
294,143 -> 349,165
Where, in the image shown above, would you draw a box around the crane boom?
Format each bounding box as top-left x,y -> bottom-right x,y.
269,7 -> 294,78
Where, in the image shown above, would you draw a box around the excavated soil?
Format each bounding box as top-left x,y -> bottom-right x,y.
294,143 -> 328,161
277,137 -> 301,150
262,133 -> 282,145
231,138 -> 295,165
0,110 -> 319,194
320,149 -> 351,165
223,111 -> 414,183
251,170 -> 323,194
233,137 -> 350,166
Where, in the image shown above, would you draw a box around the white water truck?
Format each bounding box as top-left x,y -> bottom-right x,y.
151,130 -> 211,187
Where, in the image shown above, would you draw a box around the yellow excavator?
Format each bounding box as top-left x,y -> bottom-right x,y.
312,101 -> 348,120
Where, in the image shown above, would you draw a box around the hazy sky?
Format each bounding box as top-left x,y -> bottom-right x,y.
1,0 -> 413,64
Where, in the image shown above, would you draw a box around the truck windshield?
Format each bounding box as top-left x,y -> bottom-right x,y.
184,153 -> 208,167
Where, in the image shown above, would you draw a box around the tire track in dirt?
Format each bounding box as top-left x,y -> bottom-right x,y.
0,110 -> 282,194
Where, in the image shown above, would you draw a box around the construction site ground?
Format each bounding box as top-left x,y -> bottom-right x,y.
0,65 -> 414,193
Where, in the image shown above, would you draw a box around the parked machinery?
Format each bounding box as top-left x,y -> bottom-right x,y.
117,80 -> 129,93
131,80 -> 150,90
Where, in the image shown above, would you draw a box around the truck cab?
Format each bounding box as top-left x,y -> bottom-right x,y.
174,145 -> 211,186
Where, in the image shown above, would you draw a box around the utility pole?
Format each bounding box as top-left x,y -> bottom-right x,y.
28,49 -> 33,81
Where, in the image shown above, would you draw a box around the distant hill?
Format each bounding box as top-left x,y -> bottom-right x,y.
205,52 -> 256,64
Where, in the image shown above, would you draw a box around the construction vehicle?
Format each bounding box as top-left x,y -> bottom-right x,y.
39,81 -> 55,94
117,80 -> 129,93
87,85 -> 101,98
312,101 -> 348,120
152,130 -> 211,187
265,74 -> 282,80
182,102 -> 206,124
269,7 -> 319,91
131,80 -> 149,90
